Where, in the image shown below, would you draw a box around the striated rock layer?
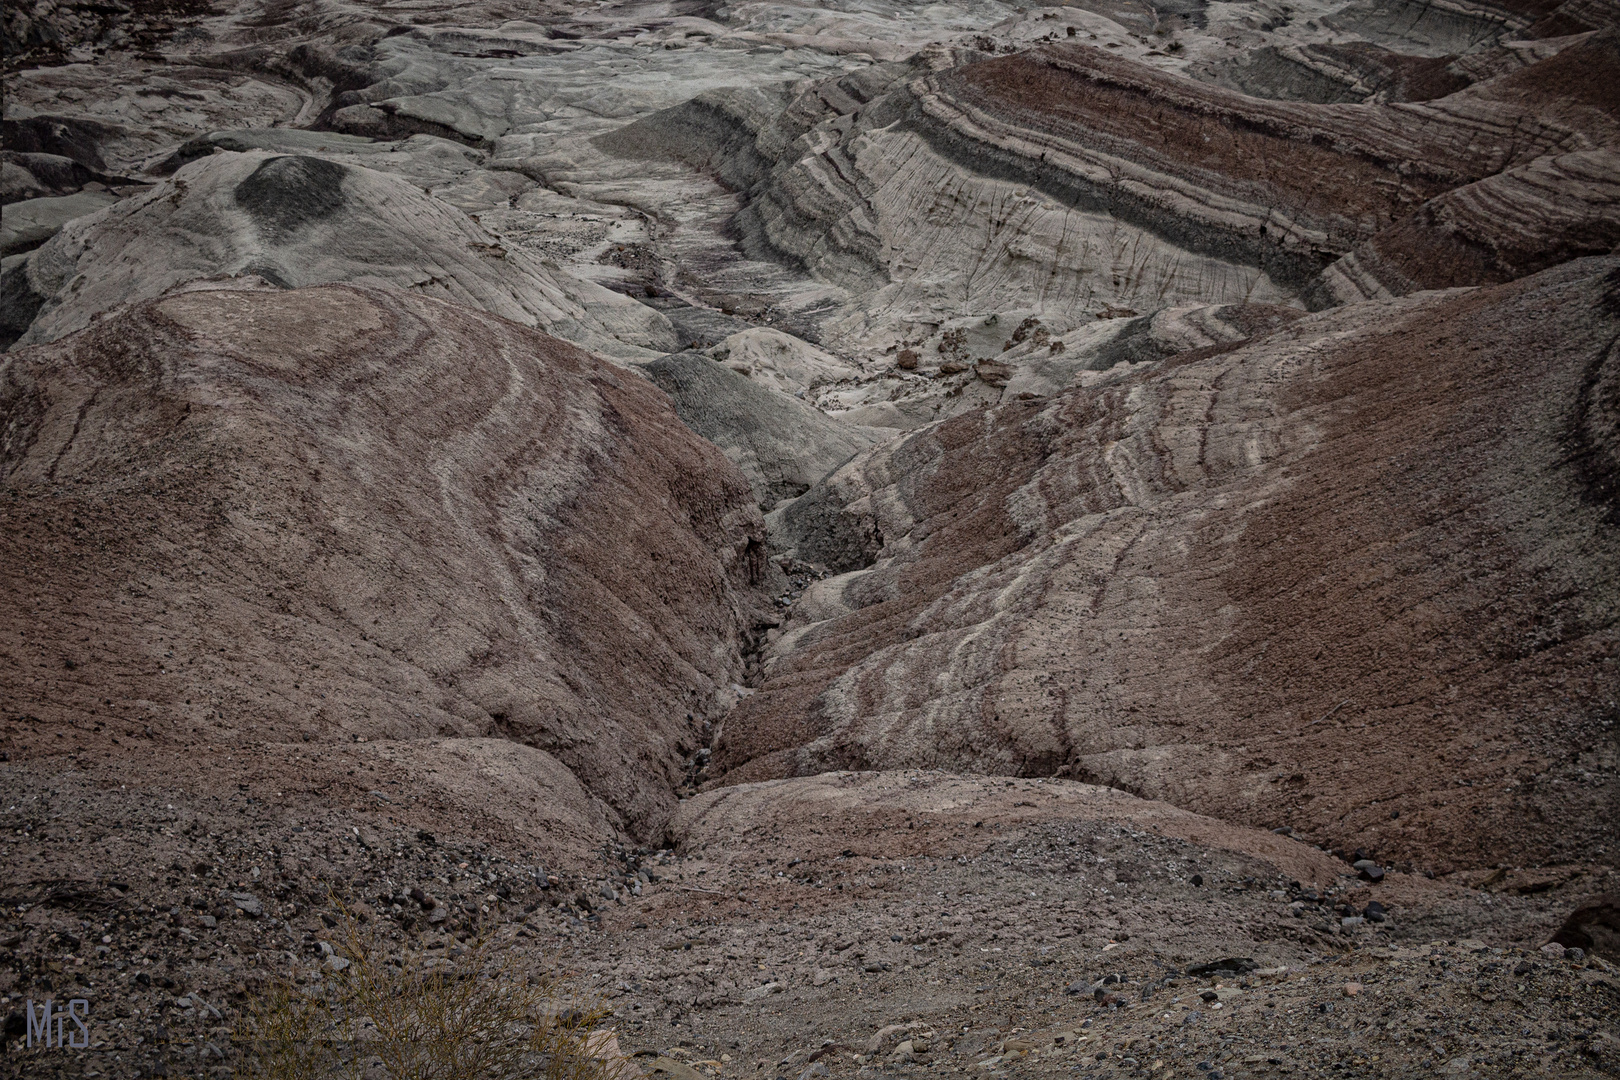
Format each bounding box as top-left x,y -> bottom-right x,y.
0,283 -> 769,836
2,148 -> 677,357
4,0 -> 1619,955
714,257 -> 1620,872
1309,144 -> 1620,305
603,26 -> 1620,355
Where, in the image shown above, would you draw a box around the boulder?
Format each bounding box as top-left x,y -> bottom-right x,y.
1551,895 -> 1620,961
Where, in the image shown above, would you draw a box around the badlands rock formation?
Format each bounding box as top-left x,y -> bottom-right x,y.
644,350 -> 881,509
3,146 -> 677,356
721,258 -> 1620,872
1,283 -> 767,836
600,24 -> 1620,354
3,0 -> 1620,1074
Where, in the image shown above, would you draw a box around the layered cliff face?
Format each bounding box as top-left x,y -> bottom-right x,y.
0,283 -> 768,837
9,0 -> 1615,372
1309,146 -> 1620,305
603,24 -> 1620,358
714,257 -> 1620,871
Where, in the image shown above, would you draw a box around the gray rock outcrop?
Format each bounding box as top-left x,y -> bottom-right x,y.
3,150 -> 676,358
642,350 -> 883,510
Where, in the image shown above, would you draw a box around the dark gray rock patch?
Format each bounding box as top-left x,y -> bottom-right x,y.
643,350 -> 878,510
0,115 -> 124,173
233,155 -> 349,242
0,254 -> 47,352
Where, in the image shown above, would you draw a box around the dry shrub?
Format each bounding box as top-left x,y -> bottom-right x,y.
234,909 -> 626,1080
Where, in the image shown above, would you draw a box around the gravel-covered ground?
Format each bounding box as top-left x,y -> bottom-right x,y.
4,766 -> 1615,1077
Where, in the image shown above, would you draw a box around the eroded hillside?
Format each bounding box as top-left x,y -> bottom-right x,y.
3,0 -> 1618,1076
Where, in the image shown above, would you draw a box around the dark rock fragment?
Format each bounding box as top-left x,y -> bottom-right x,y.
1187,958 -> 1258,977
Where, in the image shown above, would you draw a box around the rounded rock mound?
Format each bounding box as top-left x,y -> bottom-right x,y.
0,282 -> 770,838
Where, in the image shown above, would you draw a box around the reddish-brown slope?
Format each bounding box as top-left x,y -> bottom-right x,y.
916,31 -> 1620,297
1309,31 -> 1620,303
0,284 -> 769,837
717,258 -> 1620,872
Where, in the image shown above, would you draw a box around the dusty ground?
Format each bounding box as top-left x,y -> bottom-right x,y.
3,764 -> 1616,1077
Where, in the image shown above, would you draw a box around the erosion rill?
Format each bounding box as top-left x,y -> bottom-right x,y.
1,0 -> 1617,1076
